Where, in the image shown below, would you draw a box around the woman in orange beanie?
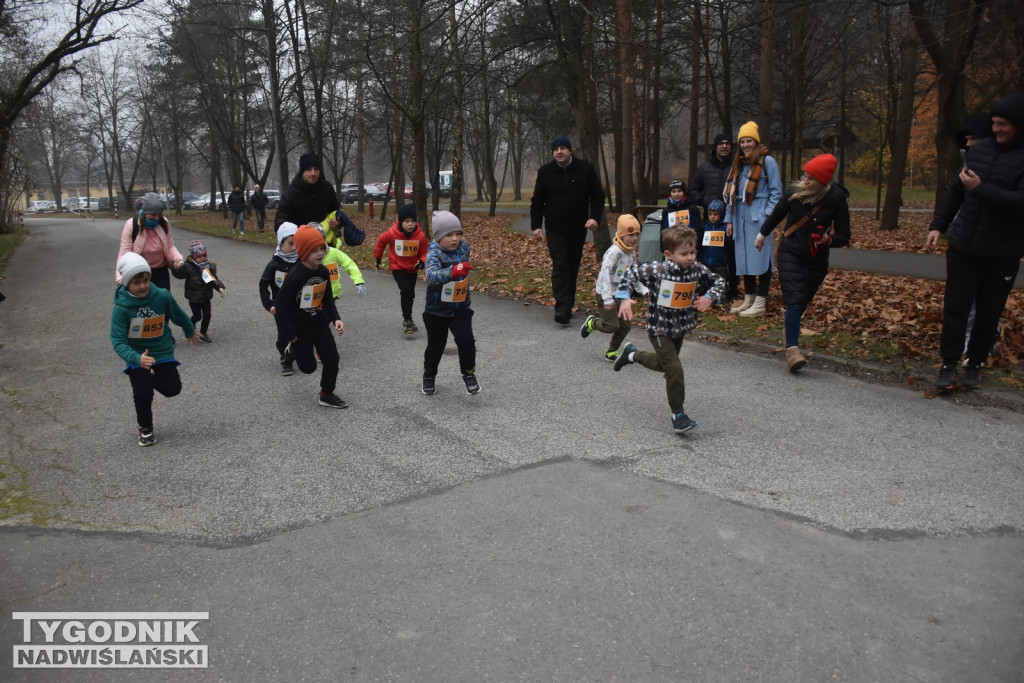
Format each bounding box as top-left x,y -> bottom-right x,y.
754,153 -> 849,372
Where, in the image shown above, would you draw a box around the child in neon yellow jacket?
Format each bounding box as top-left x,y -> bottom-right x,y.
307,223 -> 366,300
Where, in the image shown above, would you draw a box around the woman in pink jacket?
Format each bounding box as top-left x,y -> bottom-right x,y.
115,192 -> 184,290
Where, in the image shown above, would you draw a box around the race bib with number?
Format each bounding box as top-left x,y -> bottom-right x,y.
611,266 -> 626,285
657,280 -> 696,309
274,270 -> 287,288
667,211 -> 691,228
325,261 -> 340,283
128,314 -> 165,339
702,230 -> 726,247
300,282 -> 327,310
395,240 -> 420,257
440,277 -> 469,303
201,268 -> 216,284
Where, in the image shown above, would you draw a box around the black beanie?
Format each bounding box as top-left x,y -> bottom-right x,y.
713,132 -> 731,146
299,153 -> 321,173
550,135 -> 572,151
990,94 -> 1024,133
397,203 -> 417,224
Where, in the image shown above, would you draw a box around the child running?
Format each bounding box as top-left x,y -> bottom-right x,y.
580,214 -> 648,361
374,204 -> 428,335
421,211 -> 479,395
259,222 -> 299,376
172,240 -> 226,343
614,227 -> 725,434
308,224 -> 367,301
111,252 -> 203,446
274,225 -> 347,408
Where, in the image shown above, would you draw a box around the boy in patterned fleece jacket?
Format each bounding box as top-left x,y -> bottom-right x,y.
614,226 -> 725,434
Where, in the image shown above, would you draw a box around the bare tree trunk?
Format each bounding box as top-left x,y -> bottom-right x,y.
448,0 -> 465,216
617,0 -> 635,213
909,0 -> 986,206
757,0 -> 774,147
790,5 -> 805,176
687,1 -> 700,183
881,30 -> 920,231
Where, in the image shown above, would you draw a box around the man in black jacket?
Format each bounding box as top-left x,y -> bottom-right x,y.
227,184 -> 246,235
250,185 -> 269,233
926,93 -> 1024,391
690,132 -> 738,299
530,135 -> 605,325
275,153 -> 341,235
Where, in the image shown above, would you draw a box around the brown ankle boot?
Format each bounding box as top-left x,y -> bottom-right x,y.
786,346 -> 807,372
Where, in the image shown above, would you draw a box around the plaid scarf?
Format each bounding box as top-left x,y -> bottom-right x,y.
723,145 -> 770,206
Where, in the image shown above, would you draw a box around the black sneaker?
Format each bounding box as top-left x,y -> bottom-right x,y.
935,364 -> 959,392
138,427 -> 155,447
580,314 -> 597,338
403,319 -> 418,335
604,349 -> 619,363
672,411 -> 696,433
963,362 -> 982,389
463,373 -> 481,395
422,375 -> 436,395
201,334 -> 212,343
614,343 -> 637,372
554,312 -> 571,325
318,391 -> 348,409
280,359 -> 294,376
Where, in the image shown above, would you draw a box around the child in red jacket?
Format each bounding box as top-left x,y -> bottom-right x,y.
374,203 -> 429,334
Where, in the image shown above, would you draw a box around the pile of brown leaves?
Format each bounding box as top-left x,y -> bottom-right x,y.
847,212 -> 942,253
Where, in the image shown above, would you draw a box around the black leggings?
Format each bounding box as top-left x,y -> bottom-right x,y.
291,323 -> 341,394
392,270 -> 417,320
189,301 -> 212,334
743,266 -> 772,297
128,362 -> 182,429
422,308 -> 476,377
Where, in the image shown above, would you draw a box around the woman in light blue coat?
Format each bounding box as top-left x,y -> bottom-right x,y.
723,121 -> 782,316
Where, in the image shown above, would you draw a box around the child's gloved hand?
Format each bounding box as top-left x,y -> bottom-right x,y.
356,284 -> 367,296
416,260 -> 425,270
451,262 -> 473,279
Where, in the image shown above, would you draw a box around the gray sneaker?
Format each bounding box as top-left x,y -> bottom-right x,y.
463,373 -> 481,395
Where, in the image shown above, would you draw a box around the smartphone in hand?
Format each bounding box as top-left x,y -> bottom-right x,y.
960,148 -> 969,170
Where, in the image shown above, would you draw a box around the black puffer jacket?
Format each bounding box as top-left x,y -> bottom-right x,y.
529,156 -> 604,234
227,190 -> 246,212
928,136 -> 1024,260
762,183 -> 851,306
274,173 -> 340,229
690,153 -> 734,209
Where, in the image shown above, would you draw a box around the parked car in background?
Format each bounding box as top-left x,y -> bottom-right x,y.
364,184 -> 387,201
27,201 -> 57,213
98,196 -> 118,211
262,189 -> 281,209
388,183 -> 432,200
63,197 -> 79,211
185,193 -> 210,210
167,192 -> 199,210
338,183 -> 362,203
78,197 -> 100,211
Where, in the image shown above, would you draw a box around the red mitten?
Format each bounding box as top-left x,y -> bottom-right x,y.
809,232 -> 831,257
451,262 -> 473,278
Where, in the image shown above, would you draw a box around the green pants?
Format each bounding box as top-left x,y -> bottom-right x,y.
633,334 -> 685,413
593,293 -> 632,352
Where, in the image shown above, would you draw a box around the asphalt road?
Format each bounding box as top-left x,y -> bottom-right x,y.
1,217 -> 1022,681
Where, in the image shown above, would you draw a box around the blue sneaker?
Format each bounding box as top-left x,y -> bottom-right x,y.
614,343 -> 637,372
672,411 -> 696,433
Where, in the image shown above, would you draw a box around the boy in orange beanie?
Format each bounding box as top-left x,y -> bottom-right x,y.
580,214 -> 648,361
273,225 -> 348,408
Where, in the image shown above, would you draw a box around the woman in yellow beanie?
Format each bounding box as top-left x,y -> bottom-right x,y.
722,121 -> 783,316
754,154 -> 849,371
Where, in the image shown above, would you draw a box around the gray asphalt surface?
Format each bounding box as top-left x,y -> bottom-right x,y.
1,216 -> 1022,681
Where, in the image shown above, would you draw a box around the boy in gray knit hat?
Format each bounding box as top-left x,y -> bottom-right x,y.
421,211 -> 479,395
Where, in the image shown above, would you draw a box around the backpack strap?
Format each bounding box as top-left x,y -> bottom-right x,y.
781,203 -> 822,238
131,215 -> 140,242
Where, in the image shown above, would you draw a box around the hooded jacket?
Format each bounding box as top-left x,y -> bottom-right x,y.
274,172 -> 340,229
110,283 -> 195,368
374,222 -> 429,273
227,189 -> 246,212
424,239 -> 472,317
929,98 -> 1024,260
761,183 -> 851,306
